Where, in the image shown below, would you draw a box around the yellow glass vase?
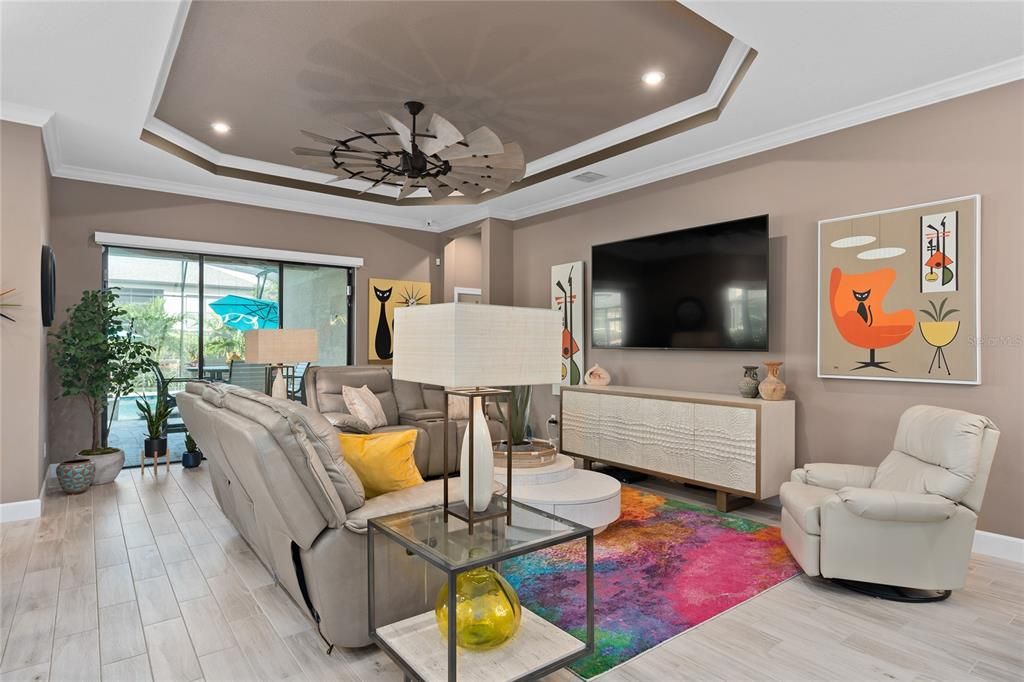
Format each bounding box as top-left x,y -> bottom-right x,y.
435,565 -> 522,650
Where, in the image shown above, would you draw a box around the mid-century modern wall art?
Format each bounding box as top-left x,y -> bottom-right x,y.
551,261 -> 585,394
818,195 -> 980,384
367,278 -> 431,364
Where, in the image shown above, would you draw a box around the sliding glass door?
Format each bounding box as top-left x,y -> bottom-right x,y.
104,246 -> 352,466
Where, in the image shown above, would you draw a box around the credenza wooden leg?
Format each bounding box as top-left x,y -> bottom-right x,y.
715,490 -> 755,513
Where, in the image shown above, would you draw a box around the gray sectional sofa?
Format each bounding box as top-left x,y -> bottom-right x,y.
302,365 -> 505,477
177,380 -> 500,648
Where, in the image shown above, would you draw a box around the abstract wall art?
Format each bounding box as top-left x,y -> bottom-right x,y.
367,278 -> 430,364
552,261 -> 584,394
818,195 -> 980,384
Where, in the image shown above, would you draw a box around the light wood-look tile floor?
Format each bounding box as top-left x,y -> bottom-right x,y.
0,465 -> 1020,681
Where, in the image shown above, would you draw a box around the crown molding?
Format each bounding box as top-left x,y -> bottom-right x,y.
500,55 -> 1024,222
1,102 -> 64,176
50,163 -> 437,232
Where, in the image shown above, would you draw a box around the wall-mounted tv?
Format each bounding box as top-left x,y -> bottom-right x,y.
591,215 -> 769,351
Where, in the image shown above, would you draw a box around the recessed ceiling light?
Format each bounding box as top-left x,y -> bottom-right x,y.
641,70 -> 665,86
572,171 -> 607,184
211,121 -> 231,134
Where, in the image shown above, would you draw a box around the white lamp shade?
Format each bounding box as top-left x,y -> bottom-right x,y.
392,303 -> 561,387
243,329 -> 319,364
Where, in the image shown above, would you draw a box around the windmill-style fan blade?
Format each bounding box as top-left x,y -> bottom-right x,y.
396,177 -> 418,200
378,111 -> 412,153
325,171 -> 366,185
438,175 -> 484,197
359,172 -> 393,195
300,130 -> 341,146
447,170 -> 511,193
340,126 -> 391,152
418,114 -> 463,157
449,142 -> 525,172
292,147 -> 335,157
421,177 -> 455,200
448,168 -> 512,192
438,126 -> 504,160
446,165 -> 521,182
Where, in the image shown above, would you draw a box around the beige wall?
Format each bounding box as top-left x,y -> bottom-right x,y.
47,179 -> 442,461
442,232 -> 481,302
513,82 -> 1024,538
0,122 -> 51,504
482,218 -> 515,305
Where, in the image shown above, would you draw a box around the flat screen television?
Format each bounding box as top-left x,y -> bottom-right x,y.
591,215 -> 769,350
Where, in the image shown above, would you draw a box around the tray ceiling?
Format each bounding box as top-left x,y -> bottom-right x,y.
151,0 -> 736,199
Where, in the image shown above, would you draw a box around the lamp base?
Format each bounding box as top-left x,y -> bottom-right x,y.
460,397 -> 494,512
270,366 -> 288,400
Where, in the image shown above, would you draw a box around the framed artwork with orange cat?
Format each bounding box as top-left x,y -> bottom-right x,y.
367,278 -> 431,364
818,195 -> 980,384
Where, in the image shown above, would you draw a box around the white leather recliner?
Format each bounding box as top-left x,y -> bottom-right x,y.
780,405 -> 999,599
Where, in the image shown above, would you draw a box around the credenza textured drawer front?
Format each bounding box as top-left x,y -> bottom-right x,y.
693,404 -> 757,493
598,394 -> 648,466
561,390 -> 601,457
643,399 -> 695,479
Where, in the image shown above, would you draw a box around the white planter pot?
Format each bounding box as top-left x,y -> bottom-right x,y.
87,449 -> 125,485
459,397 -> 494,512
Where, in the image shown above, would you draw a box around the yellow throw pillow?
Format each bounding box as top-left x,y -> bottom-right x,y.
337,430 -> 423,498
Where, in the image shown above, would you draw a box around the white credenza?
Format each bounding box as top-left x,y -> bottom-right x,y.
559,385 -> 795,511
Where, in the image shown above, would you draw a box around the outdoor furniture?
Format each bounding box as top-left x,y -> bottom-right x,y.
227,359 -> 269,392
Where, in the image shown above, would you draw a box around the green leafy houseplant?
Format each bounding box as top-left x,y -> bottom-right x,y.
136,386 -> 172,440
51,289 -> 154,455
184,432 -> 198,453
495,385 -> 533,445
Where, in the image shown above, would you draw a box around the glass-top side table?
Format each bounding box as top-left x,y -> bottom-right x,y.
368,498 -> 595,682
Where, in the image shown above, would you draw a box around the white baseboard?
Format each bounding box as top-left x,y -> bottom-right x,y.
973,530 -> 1024,563
0,497 -> 42,523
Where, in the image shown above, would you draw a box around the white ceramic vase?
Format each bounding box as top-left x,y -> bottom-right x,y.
460,397 -> 494,512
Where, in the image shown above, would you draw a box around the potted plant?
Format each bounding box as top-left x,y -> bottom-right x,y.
136,386 -> 172,462
493,386 -> 556,468
50,289 -> 153,484
181,431 -> 202,469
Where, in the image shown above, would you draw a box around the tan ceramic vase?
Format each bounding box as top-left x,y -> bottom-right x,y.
758,361 -> 786,400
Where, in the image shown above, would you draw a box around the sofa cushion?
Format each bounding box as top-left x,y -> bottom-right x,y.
779,481 -> 835,535
343,478 -> 505,533
276,401 -> 365,512
343,385 -> 388,429
323,412 -> 372,434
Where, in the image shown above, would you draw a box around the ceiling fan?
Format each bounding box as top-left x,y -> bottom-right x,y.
292,101 -> 526,200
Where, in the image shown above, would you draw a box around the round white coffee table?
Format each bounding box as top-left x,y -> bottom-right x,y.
495,454 -> 621,534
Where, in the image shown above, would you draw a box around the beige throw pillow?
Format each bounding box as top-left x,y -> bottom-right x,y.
342,385 -> 388,429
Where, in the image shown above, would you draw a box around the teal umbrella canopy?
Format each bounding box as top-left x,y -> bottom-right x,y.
209,295 -> 279,330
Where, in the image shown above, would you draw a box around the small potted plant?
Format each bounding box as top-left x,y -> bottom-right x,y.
50,289 -> 153,484
136,386 -> 172,462
493,385 -> 556,468
181,431 -> 202,469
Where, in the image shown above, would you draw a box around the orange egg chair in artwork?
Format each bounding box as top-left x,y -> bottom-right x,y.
829,267 -> 915,372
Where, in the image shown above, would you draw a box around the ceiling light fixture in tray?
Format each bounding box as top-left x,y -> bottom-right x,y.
293,101 -> 526,201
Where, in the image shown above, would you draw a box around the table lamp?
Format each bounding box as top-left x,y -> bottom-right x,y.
392,303 -> 561,524
243,329 -> 318,399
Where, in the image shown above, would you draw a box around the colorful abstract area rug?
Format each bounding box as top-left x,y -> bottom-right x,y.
500,486 -> 801,679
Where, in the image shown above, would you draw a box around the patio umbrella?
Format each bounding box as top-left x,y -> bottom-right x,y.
209,294 -> 279,330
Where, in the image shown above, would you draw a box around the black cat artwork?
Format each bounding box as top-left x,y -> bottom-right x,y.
852,289 -> 873,326
374,286 -> 394,360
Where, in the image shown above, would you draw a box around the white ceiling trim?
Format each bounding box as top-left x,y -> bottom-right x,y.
95,230 -> 364,268
488,55 -> 1024,224
53,163 -> 435,232
0,101 -> 64,178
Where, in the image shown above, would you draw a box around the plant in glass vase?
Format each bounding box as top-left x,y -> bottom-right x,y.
50,289 -> 154,483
